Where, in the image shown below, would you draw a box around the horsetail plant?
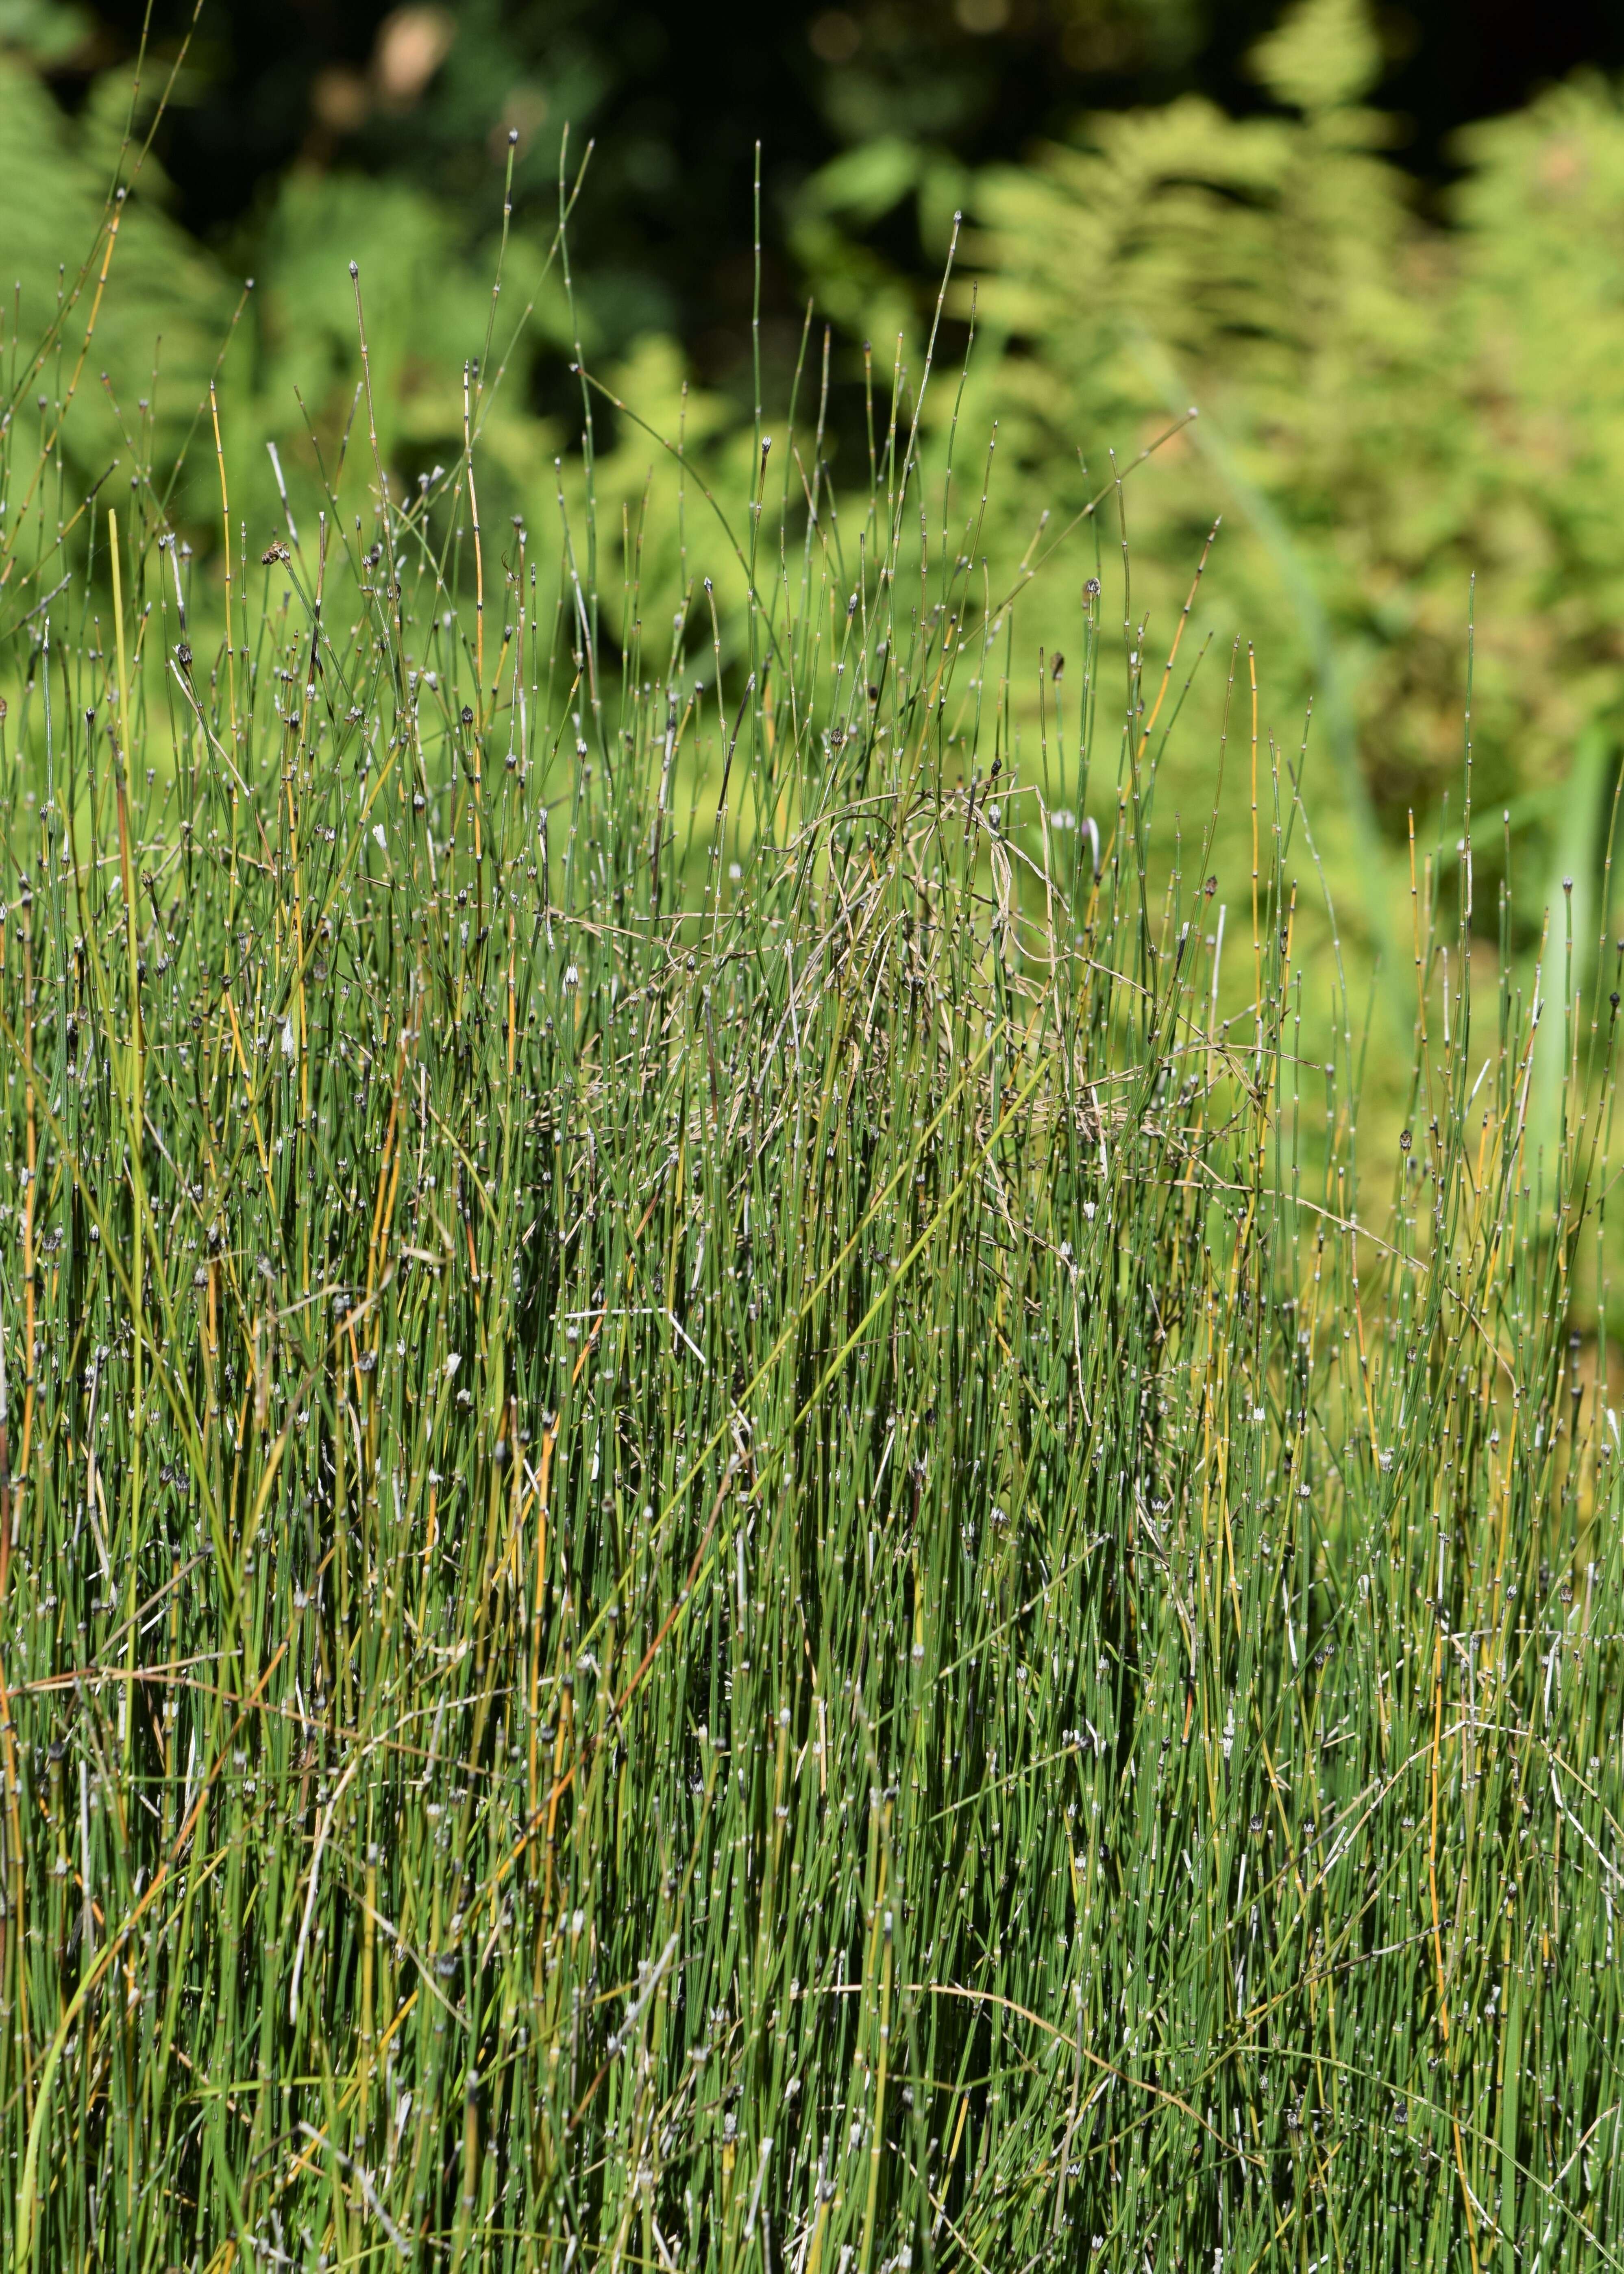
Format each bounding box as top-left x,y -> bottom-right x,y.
0,169 -> 1619,2274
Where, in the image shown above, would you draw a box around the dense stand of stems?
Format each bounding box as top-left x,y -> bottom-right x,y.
0,289 -> 1618,2274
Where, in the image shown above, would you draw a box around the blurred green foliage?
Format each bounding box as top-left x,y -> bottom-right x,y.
0,46 -> 225,523
957,0 -> 1624,867
7,0 -> 1624,969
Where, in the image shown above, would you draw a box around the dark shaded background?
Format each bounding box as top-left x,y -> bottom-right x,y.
56,0 -> 1624,379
